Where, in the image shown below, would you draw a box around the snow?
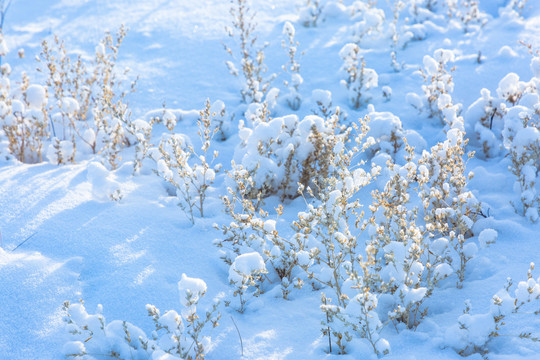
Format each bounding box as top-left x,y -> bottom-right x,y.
478,228 -> 498,248
25,84 -> 47,110
1,0 -> 540,359
178,273 -> 207,307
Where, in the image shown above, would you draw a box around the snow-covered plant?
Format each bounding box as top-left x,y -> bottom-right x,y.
0,68 -> 49,163
299,0 -> 324,27
445,262 -> 540,357
388,0 -> 407,71
293,116 -> 388,355
364,106 -> 425,160
465,53 -> 539,221
366,149 -> 454,330
232,112 -> 346,200
126,117 -> 155,175
339,43 -> 378,109
409,49 -> 457,124
311,89 -> 335,119
349,1 -> 385,45
63,274 -> 220,360
224,0 -> 273,103
228,252 -> 267,312
208,100 -> 230,141
38,26 -> 136,169
216,180 -> 303,300
444,0 -> 487,33
153,100 -> 221,223
281,21 -> 303,111
508,0 -> 530,16
417,128 -> 479,288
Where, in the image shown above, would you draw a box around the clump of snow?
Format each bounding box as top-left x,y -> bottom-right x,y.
478,228 -> 497,248
25,85 -> 47,110
178,273 -> 207,306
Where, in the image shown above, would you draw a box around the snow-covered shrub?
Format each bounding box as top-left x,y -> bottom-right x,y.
38,27 -> 137,169
299,0 -> 324,27
0,67 -> 49,163
311,89 -> 336,119
465,54 -> 539,221
339,43 -> 378,109
364,105 -> 426,160
281,21 -> 302,111
87,161 -> 122,202
63,274 -> 220,360
409,49 -> 457,124
216,181 -> 302,300
126,117 -> 155,175
293,116 -> 388,355
368,159 -> 428,329
208,100 -> 231,141
228,252 -> 267,312
349,1 -> 385,45
417,128 -> 480,288
232,111 -> 346,200
444,0 -> 488,33
507,0 -> 530,16
388,0 -> 408,71
152,100 -> 221,223
445,262 -> 540,357
224,0 -> 273,103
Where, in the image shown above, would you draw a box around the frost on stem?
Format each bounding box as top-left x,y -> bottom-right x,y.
152,100 -> 221,223
339,43 -> 378,109
224,0 -> 273,103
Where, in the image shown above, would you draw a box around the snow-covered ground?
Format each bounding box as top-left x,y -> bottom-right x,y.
0,1 -> 539,359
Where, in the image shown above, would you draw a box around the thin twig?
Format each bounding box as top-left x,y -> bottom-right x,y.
230,315 -> 244,356
12,232 -> 37,252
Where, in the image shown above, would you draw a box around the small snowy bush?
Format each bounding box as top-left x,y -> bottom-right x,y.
465,53 -> 539,221
299,0 -> 324,28
232,111 -> 346,200
281,21 -> 303,111
224,0 -> 273,103
364,105 -> 426,160
293,116 -> 389,355
228,252 -> 267,312
418,128 -> 479,287
410,49 -> 457,124
339,43 -> 378,109
311,89 -> 336,119
216,182 -> 302,300
0,68 -> 49,163
349,1 -> 385,45
446,263 -> 540,357
444,0 -> 488,33
38,27 -> 137,169
367,154 -> 438,329
63,274 -> 220,360
152,100 -> 221,223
